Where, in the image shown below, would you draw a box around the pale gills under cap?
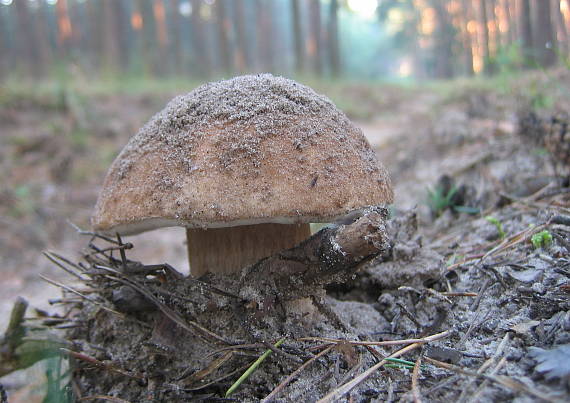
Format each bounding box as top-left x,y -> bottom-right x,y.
92,74 -> 394,235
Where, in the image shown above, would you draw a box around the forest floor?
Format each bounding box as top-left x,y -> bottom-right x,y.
1,69 -> 569,402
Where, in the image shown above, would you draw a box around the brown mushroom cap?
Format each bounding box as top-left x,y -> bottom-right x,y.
92,74 -> 393,235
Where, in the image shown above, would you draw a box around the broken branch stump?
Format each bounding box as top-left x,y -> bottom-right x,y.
236,207 -> 390,302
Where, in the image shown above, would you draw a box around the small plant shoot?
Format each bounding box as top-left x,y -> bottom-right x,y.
427,185 -> 458,217
531,230 -> 553,249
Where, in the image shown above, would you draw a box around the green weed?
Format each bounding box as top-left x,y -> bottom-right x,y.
426,184 -> 479,217
427,185 -> 458,217
531,230 -> 553,249
43,354 -> 72,403
384,357 -> 427,370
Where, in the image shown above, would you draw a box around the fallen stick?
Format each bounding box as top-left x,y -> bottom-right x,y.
237,207 -> 391,301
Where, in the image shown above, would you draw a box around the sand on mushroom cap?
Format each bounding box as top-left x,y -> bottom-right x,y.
92,73 -> 393,235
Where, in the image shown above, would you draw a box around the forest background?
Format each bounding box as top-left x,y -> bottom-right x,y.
2,0 -> 569,84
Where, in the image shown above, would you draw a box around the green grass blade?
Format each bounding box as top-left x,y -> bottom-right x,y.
453,205 -> 480,214
225,338 -> 285,397
385,357 -> 416,366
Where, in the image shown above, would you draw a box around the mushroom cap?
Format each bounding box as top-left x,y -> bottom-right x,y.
92,74 -> 393,235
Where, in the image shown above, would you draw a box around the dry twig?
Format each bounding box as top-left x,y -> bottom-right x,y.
262,344 -> 335,402
79,396 -> 132,402
412,353 -> 423,403
62,348 -> 144,380
317,330 -> 451,403
457,332 -> 510,403
44,251 -> 86,280
424,357 -> 561,403
39,274 -> 124,317
298,334 -> 450,347
467,357 -> 508,403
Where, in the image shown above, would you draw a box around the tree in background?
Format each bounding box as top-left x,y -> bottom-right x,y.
256,0 -> 275,73
215,0 -> 232,75
14,0 -> 44,77
308,0 -> 323,75
234,0 -> 251,73
190,0 -> 211,77
101,0 -> 120,73
328,0 -> 341,76
169,0 -> 183,75
478,0 -> 494,74
431,0 -> 455,78
519,0 -> 534,66
153,0 -> 170,76
533,0 -> 556,67
458,0 -> 475,76
554,0 -> 569,56
291,0 -> 305,74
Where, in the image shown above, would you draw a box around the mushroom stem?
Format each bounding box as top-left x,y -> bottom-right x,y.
186,223 -> 311,277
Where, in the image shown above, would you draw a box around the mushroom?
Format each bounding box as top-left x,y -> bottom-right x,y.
91,74 -> 393,278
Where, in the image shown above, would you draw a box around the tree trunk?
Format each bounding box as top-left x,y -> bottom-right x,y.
102,0 -> 120,73
35,0 -> 54,75
127,1 -> 144,74
56,0 -> 73,61
431,1 -> 454,78
520,0 -> 534,66
234,0 -> 249,73
553,0 -> 569,57
170,0 -> 184,75
460,0 -> 475,76
502,0 -> 516,45
256,0 -> 274,73
116,1 -> 132,74
190,0 -> 211,77
488,0 -> 501,50
479,0 -> 494,74
86,0 -> 103,73
533,0 -> 556,67
14,0 -> 43,77
328,0 -> 341,76
0,7 -> 10,78
153,0 -> 169,76
216,0 -> 232,75
137,0 -> 158,75
309,0 -> 323,75
291,0 -> 305,74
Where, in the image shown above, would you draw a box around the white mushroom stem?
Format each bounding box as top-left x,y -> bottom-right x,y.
186,223 -> 311,277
